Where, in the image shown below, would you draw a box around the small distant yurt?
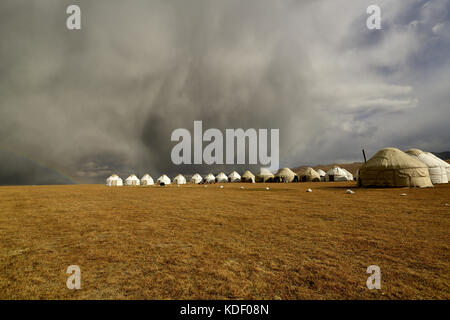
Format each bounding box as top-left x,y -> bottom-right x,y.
274,168 -> 298,182
359,147 -> 433,188
316,169 -> 326,181
256,168 -> 275,182
325,167 -> 351,182
190,173 -> 203,184
106,174 -> 123,187
241,170 -> 256,183
228,171 -> 241,182
204,173 -> 216,183
125,174 -> 140,186
341,168 -> 354,181
157,174 -> 171,185
405,149 -> 448,184
173,174 -> 186,185
140,174 -> 154,186
216,172 -> 228,183
300,167 -> 321,182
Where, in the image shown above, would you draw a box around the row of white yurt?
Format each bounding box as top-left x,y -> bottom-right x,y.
106,173 -> 192,186
107,171 -> 254,186
108,168 -> 353,186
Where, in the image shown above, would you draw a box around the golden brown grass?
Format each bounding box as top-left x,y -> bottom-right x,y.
0,182 -> 449,299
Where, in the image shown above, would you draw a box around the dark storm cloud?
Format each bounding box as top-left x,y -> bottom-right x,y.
0,0 -> 449,184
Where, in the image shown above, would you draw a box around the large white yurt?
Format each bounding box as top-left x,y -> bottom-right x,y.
190,173 -> 203,184
173,174 -> 186,185
228,171 -> 241,182
216,172 -> 228,183
316,169 -> 326,181
140,174 -> 154,186
359,147 -> 433,188
325,167 -> 351,182
125,174 -> 140,186
106,174 -> 123,187
157,174 -> 171,185
241,170 -> 256,183
405,149 -> 448,184
256,168 -> 275,182
204,173 -> 216,184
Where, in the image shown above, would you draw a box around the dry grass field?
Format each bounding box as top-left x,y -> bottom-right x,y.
0,182 -> 449,299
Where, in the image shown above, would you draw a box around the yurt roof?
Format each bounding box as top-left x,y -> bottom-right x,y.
405,148 -> 424,157
406,150 -> 445,168
316,169 -> 326,176
428,153 -> 450,168
301,167 -> 320,177
228,171 -> 241,177
258,168 -> 274,176
242,170 -> 255,178
362,148 -> 430,170
326,166 -> 347,175
275,168 -> 297,177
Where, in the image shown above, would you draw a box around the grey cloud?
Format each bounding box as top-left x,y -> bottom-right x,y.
0,0 -> 449,184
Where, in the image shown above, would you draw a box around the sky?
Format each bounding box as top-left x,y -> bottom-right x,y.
0,0 -> 449,184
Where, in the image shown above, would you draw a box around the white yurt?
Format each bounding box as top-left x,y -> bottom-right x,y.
341,168 -> 354,181
106,174 -> 123,187
325,167 -> 351,182
157,174 -> 171,185
274,168 -> 298,182
216,172 -> 228,183
316,169 -> 326,181
190,173 -> 203,184
405,149 -> 448,184
173,174 -> 187,185
256,168 -> 275,182
228,171 -> 241,182
140,174 -> 154,186
427,153 -> 450,178
125,174 -> 140,186
359,148 -> 433,188
204,173 -> 216,183
299,167 -> 321,182
241,170 -> 256,183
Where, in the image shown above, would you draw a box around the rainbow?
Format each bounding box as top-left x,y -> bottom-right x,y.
1,145 -> 80,184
